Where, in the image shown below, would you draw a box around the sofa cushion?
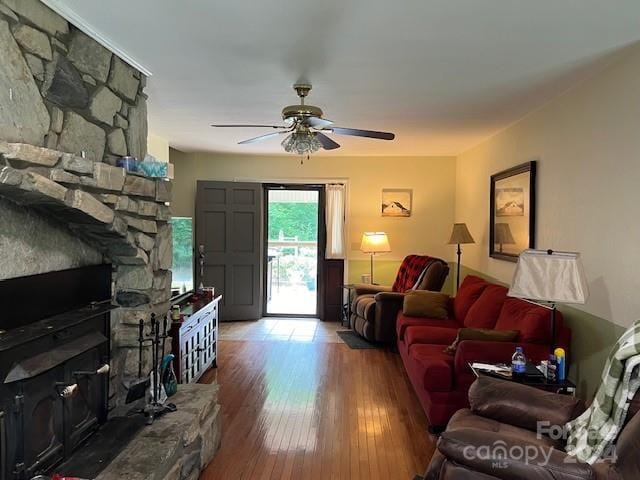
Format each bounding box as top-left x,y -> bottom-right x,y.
405,325 -> 459,347
409,343 -> 455,392
494,298 -> 552,344
453,275 -> 489,323
463,284 -> 509,329
392,255 -> 434,293
396,312 -> 460,341
403,290 -> 450,318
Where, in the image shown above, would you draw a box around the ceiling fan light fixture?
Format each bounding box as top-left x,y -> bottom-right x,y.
213,84 -> 395,154
281,131 -> 322,155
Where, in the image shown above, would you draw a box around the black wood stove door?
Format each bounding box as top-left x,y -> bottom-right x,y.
20,368 -> 65,479
9,349 -> 107,479
63,348 -> 107,454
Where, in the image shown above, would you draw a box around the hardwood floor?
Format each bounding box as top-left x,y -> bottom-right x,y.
218,318 -> 344,343
199,321 -> 435,480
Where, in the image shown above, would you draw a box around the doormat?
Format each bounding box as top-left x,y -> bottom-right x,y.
337,330 -> 380,349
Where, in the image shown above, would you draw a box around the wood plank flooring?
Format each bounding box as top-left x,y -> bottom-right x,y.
199,320 -> 435,480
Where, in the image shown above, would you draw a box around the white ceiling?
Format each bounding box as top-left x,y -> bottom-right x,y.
47,0 -> 640,156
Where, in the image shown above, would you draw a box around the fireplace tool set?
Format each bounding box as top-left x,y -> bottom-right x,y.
126,312 -> 177,424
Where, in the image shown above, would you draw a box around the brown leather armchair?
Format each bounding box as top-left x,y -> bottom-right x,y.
424,376 -> 640,480
350,255 -> 449,343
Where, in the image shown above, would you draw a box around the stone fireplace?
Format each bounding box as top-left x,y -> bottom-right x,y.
0,0 -> 172,408
0,2 -> 220,479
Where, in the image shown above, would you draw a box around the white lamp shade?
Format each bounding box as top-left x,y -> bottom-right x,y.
360,232 -> 391,254
508,249 -> 589,304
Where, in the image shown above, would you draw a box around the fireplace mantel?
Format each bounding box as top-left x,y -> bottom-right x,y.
0,141 -> 171,268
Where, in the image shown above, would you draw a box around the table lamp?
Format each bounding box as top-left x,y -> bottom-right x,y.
447,223 -> 475,291
360,232 -> 390,284
508,249 -> 589,351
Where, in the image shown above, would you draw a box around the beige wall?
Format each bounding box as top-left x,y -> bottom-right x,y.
171,151 -> 457,268
455,44 -> 640,329
148,133 -> 170,162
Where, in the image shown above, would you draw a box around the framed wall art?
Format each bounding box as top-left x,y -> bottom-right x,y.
489,161 -> 536,262
381,189 -> 412,217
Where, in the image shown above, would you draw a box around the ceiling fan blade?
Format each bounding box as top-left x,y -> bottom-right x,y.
211,124 -> 288,129
238,132 -> 284,144
315,132 -> 341,150
307,117 -> 334,129
329,127 -> 395,140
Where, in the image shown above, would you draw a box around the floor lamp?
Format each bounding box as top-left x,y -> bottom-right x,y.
360,232 -> 390,284
447,223 -> 475,291
508,249 -> 589,352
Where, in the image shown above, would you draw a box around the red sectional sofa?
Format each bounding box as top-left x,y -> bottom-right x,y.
397,275 -> 571,430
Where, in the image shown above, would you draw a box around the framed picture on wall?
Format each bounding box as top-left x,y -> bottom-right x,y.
489,161 -> 536,262
381,189 -> 412,217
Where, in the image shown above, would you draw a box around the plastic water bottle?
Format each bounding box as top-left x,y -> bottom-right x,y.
511,346 -> 526,379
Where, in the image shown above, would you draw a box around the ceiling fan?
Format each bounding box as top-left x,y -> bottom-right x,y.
211,84 -> 395,156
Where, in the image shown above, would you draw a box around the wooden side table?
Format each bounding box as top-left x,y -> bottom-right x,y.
340,284 -> 355,327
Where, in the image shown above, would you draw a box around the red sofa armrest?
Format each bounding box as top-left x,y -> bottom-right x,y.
454,340 -> 551,375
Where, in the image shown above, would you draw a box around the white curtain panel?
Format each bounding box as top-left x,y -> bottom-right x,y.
325,183 -> 346,259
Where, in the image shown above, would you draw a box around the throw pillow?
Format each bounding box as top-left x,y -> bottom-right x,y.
444,327 -> 520,355
402,290 -> 450,319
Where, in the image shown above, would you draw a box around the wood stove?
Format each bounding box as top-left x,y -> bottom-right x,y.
0,265 -> 115,480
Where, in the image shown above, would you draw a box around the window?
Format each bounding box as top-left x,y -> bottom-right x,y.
169,217 -> 193,292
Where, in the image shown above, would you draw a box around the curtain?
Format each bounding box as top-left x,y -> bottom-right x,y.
325,183 -> 346,259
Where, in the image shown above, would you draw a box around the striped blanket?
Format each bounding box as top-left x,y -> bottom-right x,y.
565,320 -> 640,463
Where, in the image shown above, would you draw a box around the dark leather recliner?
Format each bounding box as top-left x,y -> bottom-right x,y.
350,255 -> 449,343
424,376 -> 640,480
